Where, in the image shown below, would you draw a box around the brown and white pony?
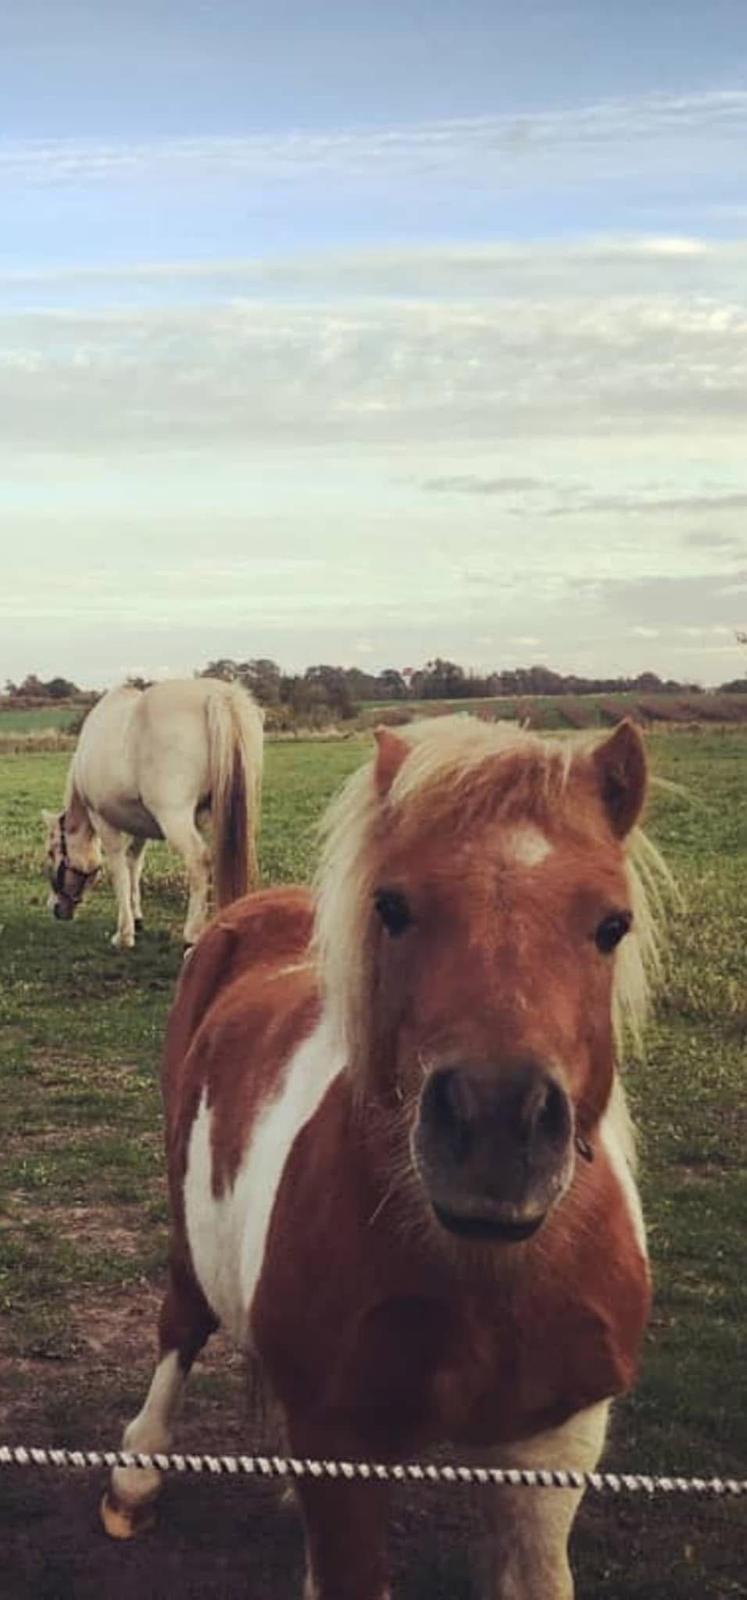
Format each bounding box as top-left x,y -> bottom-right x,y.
103,715 -> 666,1598
43,678 -> 263,948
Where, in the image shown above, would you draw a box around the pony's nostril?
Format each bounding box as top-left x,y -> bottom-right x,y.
421,1063 -> 572,1183
427,1069 -> 475,1163
535,1080 -> 571,1148
442,1069 -> 478,1127
513,1072 -> 570,1154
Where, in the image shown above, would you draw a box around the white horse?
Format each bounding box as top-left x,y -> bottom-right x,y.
43,678 -> 264,948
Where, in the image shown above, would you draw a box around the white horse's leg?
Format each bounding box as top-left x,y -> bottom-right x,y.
127,837 -> 148,930
91,815 -> 136,949
157,810 -> 211,946
488,1402 -> 609,1599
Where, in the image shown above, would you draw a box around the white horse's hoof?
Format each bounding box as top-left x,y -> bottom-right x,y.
111,932 -> 135,950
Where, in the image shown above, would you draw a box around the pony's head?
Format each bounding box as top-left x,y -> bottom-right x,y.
42,809 -> 101,921
314,716 -> 665,1246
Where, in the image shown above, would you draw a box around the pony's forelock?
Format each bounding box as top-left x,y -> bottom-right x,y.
312,716 -> 670,1073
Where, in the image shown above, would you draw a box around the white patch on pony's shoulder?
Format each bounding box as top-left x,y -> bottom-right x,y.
503,825 -> 553,869
599,1077 -> 647,1258
184,1017 -> 344,1346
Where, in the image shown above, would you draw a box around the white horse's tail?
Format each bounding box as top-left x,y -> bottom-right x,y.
206,684 -> 264,908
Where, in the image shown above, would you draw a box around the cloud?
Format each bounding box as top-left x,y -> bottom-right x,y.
4,239 -> 747,308
590,571 -> 747,629
2,275 -> 747,456
422,474 -> 547,495
3,89 -> 746,193
550,489 -> 747,518
681,530 -> 747,552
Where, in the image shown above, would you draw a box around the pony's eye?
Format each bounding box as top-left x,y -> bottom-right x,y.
373,888 -> 413,937
595,910 -> 632,954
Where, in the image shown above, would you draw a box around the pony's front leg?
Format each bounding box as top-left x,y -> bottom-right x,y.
92,816 -> 136,949
102,1258 -> 217,1538
296,1479 -> 390,1600
488,1402 -> 609,1600
289,1425 -> 390,1600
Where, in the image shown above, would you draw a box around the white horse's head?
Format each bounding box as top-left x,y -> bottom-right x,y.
42,809 -> 102,921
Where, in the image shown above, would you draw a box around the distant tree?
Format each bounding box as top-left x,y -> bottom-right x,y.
342,667 -> 379,702
412,659 -> 468,699
200,658 -> 242,683
377,668 -> 408,701
303,665 -> 355,719
187,654 -> 706,716
199,657 -> 282,705
20,673 -> 47,697
242,659 -> 282,706
125,674 -> 153,690
523,665 -> 566,695
43,676 -> 79,699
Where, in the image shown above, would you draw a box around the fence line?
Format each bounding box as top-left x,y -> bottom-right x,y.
1,1444 -> 745,1498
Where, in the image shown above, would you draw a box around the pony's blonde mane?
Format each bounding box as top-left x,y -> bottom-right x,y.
312,715 -> 671,1075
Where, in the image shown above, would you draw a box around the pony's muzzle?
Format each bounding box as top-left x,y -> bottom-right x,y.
51,895 -> 74,920
414,1059 -> 574,1242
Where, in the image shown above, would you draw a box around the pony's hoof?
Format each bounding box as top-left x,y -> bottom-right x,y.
100,1491 -> 156,1540
134,917 -> 144,933
111,932 -> 135,950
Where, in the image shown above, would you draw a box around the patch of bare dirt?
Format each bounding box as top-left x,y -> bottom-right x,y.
0,1200 -> 152,1257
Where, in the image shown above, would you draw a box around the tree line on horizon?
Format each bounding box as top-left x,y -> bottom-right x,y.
6,657 -> 747,720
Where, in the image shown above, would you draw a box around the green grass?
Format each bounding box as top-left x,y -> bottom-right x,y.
0,728 -> 745,1597
0,706 -> 79,733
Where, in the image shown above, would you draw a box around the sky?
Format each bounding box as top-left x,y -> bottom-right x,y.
1,1 -> 747,688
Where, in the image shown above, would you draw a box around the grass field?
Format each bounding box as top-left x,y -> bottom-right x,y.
0,707 -> 80,734
0,730 -> 745,1597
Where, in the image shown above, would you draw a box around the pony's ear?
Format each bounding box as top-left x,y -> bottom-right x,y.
373,727 -> 409,797
592,720 -> 647,838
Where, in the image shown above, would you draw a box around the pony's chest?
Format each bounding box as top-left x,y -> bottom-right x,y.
429,1292 -> 634,1445
256,1275 -> 640,1455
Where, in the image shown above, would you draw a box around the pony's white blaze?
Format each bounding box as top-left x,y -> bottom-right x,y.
184,1018 -> 344,1345
599,1079 -> 647,1258
502,824 -> 553,869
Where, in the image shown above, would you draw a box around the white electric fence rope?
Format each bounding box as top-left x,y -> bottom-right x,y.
0,1445 -> 745,1497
